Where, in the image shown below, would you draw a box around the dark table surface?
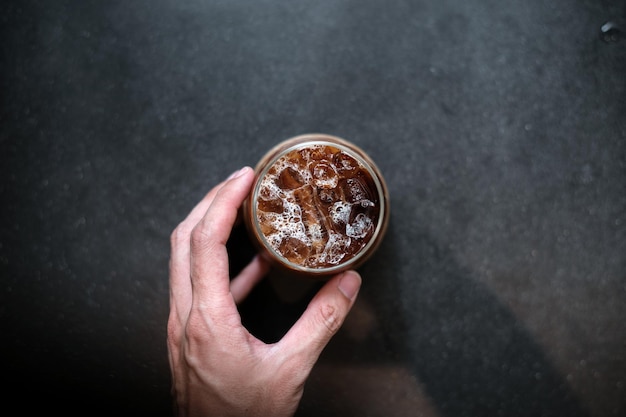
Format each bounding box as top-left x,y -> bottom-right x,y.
2,0 -> 625,416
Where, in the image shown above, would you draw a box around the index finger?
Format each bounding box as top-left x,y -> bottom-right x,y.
189,167 -> 255,311
169,177 -> 231,324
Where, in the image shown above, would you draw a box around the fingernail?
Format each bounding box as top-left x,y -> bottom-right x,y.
338,271 -> 361,300
226,166 -> 250,180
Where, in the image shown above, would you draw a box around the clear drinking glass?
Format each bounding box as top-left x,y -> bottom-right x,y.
243,133 -> 390,277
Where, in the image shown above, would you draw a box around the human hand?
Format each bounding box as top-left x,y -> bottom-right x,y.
167,167 -> 362,417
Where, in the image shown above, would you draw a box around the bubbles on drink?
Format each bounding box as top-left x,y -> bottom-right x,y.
346,213 -> 373,239
256,145 -> 380,268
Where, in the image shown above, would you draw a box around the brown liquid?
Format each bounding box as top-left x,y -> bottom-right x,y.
256,144 -> 380,268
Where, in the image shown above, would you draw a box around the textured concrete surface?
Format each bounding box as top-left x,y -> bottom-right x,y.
1,0 -> 625,416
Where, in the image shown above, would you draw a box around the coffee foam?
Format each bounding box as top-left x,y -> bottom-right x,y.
330,201 -> 351,225
258,163 -> 311,250
346,213 -> 373,239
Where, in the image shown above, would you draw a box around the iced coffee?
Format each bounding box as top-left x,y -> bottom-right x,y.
245,134 -> 389,276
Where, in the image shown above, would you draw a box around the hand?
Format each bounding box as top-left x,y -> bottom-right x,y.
167,167 -> 362,417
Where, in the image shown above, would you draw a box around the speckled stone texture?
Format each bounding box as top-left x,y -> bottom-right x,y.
1,0 -> 625,416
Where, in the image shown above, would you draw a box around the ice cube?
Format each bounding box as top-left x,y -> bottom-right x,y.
277,166 -> 305,190
318,187 -> 338,205
321,232 -> 350,265
344,177 -> 372,203
258,197 -> 284,213
334,152 -> 360,172
278,237 -> 310,265
310,162 -> 338,189
346,213 -> 374,239
329,201 -> 352,225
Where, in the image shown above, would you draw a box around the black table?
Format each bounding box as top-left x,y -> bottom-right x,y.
2,1 -> 625,416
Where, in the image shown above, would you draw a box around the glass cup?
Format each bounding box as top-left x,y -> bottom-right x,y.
243,133 -> 390,278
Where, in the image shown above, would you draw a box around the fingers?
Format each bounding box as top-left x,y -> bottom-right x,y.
189,167 -> 255,310
168,174 -> 239,383
230,255 -> 271,305
169,178 -> 231,324
279,270 -> 361,368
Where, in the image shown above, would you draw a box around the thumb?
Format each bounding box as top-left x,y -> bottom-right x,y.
279,271 -> 361,367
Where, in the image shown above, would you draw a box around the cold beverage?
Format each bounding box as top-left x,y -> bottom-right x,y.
244,134 -> 389,276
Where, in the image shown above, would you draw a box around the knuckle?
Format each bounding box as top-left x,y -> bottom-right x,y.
318,301 -> 343,335
183,313 -> 209,344
170,223 -> 192,247
190,220 -> 215,252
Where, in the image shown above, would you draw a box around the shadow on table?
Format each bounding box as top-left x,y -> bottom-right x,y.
232,217 -> 589,417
